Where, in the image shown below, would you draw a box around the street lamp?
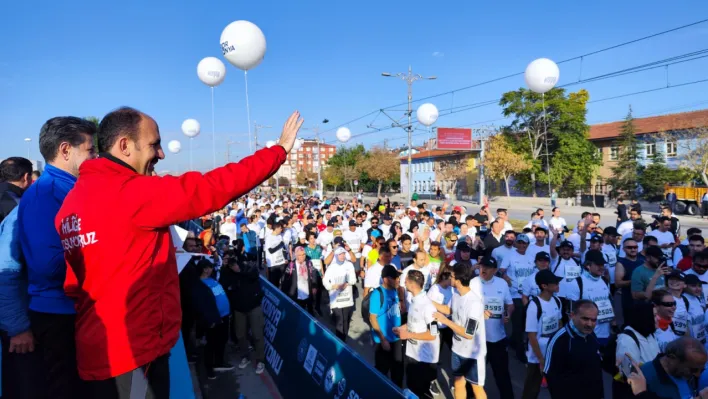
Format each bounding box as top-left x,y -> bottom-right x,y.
381,66 -> 436,205
23,138 -> 31,159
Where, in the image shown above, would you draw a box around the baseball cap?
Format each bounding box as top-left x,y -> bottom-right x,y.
535,251 -> 551,262
479,256 -> 498,268
685,274 -> 707,286
667,270 -> 685,282
584,249 -> 606,266
457,241 -> 472,252
333,236 -> 345,246
327,220 -> 336,227
515,234 -> 530,244
348,220 -> 358,226
559,240 -> 574,249
645,246 -> 665,260
383,215 -> 393,222
536,269 -> 563,287
589,234 -> 603,243
603,226 -> 619,236
381,265 -> 402,279
298,231 -> 306,240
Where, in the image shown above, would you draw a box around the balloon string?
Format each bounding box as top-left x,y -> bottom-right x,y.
190,137 -> 193,171
211,86 -> 216,169
244,71 -> 253,153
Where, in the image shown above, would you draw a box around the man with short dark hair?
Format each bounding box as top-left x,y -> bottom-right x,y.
631,246 -> 670,301
636,336 -> 707,398
56,107 -> 303,397
18,116 -> 96,398
0,157 -> 33,222
369,265 -> 404,387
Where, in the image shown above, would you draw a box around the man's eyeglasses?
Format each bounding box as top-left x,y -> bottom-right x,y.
658,301 -> 676,307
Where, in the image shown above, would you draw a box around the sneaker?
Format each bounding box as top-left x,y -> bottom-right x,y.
238,358 -> 250,369
248,345 -> 254,353
214,363 -> 235,372
429,381 -> 441,396
255,362 -> 265,375
207,370 -> 216,380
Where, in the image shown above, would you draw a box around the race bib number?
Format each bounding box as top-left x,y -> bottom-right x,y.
541,315 -> 560,337
673,314 -> 688,336
336,287 -> 352,303
485,297 -> 504,319
596,299 -> 615,323
311,259 -> 322,272
565,264 -> 581,281
692,315 -> 706,343
272,249 -> 285,265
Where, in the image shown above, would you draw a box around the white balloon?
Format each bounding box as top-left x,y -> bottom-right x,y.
265,140 -> 277,148
336,127 -> 351,143
167,140 -> 182,154
416,103 -> 439,127
182,119 -> 200,138
197,57 -> 226,87
293,138 -> 304,151
220,21 -> 267,71
524,58 -> 560,94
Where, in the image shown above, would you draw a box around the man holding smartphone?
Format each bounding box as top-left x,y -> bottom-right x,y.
631,246 -> 670,301
394,269 -> 439,399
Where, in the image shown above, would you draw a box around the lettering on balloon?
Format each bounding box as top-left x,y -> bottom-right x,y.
207,71 -> 221,78
544,77 -> 557,85
221,41 -> 235,55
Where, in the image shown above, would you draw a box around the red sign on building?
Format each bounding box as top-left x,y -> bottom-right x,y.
436,127 -> 478,150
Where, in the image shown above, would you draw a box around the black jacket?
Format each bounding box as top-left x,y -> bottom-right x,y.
483,233 -> 502,257
280,260 -> 319,301
219,261 -> 263,313
0,182 -> 23,223
544,324 -> 604,399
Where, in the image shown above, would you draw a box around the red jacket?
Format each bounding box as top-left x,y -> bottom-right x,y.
56,147 -> 286,380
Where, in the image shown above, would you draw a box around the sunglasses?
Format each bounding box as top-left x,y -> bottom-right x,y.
390,245 -> 398,249
658,301 -> 676,307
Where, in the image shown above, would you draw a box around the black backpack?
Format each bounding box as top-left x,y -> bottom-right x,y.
553,256 -> 581,275
602,328 -> 640,375
361,287 -> 384,327
526,295 -> 562,321
673,244 -> 690,262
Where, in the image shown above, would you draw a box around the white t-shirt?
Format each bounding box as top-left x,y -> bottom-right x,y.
405,292 -> 440,363
648,230 -> 676,267
565,274 -> 613,339
427,260 -> 442,285
342,229 -> 366,256
317,230 -> 335,247
427,283 -> 453,329
673,294 -> 689,336
480,276 -> 513,343
551,256 -> 583,298
685,269 -> 708,302
400,265 -> 432,307
617,220 -> 634,237
616,326 -> 660,364
549,217 -> 567,232
521,270 -> 542,298
492,245 -> 515,268
602,244 -> 619,284
527,243 -> 550,263
322,261 -> 357,309
655,326 -> 679,354
450,281 -> 487,360
502,251 -> 536,299
525,296 -> 562,364
364,263 -> 384,289
265,234 -> 286,267
685,294 -> 706,343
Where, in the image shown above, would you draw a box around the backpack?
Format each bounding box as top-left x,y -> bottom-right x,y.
360,287 -> 384,327
673,244 -> 690,261
602,328 -> 640,375
526,295 -> 562,322
552,256 -> 581,275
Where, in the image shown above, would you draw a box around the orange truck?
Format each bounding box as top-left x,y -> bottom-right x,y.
664,185 -> 708,215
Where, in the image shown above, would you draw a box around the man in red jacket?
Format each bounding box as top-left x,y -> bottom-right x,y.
56,106 -> 303,398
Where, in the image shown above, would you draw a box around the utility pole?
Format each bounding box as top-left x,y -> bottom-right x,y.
225,138 -> 244,163
253,121 -> 271,152
381,66 -> 436,205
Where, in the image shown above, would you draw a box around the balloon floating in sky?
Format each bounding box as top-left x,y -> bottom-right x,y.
293,138 -> 304,151
220,20 -> 267,71
265,140 -> 277,148
167,140 -> 182,154
336,127 -> 351,143
416,103 -> 439,127
524,58 -> 560,94
197,57 -> 226,87
182,119 -> 201,138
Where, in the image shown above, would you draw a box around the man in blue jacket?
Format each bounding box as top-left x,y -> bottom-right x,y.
18,116 -> 96,398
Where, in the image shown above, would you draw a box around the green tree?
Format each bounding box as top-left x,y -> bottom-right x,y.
327,145 -> 365,192
85,116 -> 101,149
356,148 -> 400,197
483,135 -> 530,205
638,144 -> 673,202
323,165 -> 344,193
607,106 -> 641,198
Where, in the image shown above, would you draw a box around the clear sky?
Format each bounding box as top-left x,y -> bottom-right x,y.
2,1 -> 708,173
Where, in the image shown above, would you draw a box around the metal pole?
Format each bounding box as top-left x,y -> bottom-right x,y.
542,93 -> 552,197
479,139 -> 485,206
407,66 -> 413,205
316,126 -> 322,194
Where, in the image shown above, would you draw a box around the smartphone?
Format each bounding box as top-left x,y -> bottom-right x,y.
465,318 -> 479,337
430,321 -> 439,336
620,355 -> 636,377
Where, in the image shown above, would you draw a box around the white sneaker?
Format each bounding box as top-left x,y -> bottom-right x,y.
238,358 -> 250,369
255,362 -> 265,375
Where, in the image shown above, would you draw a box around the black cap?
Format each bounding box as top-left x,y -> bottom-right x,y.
589,235 -> 603,243
381,265 -> 402,279
333,236 -> 345,246
585,249 -> 606,266
559,240 -> 574,249
603,226 -> 619,236
667,270 -> 685,282
457,241 -> 472,252
479,256 -> 498,268
645,246 -> 665,260
306,214 -> 314,220
685,274 -> 707,286
349,220 -> 358,226
536,269 -> 563,287
327,220 -> 336,227
535,251 -> 551,262
383,215 -> 393,222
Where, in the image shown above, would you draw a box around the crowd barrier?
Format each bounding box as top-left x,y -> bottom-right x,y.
259,276 -> 405,399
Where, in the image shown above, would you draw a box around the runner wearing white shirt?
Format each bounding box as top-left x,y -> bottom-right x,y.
522,252 -> 552,305
549,233 -> 583,300
526,227 -> 550,262
649,217 -> 676,267
666,271 -> 690,336
601,227 -> 620,286
478,256 -> 515,399
322,248 -> 357,342
501,234 -> 535,363
393,269 -> 440,399
549,207 -> 567,232
521,270 -> 563,399
342,220 -> 366,268
317,222 -> 335,247
684,251 -> 708,303
427,272 -> 454,362
399,251 -> 432,311
432,263 -> 487,399
265,222 -> 288,288
364,247 -> 392,297
491,231 -> 516,268
684,275 -> 707,343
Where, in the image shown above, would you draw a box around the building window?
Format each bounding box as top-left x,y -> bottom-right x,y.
646,143 -> 656,157
609,146 -> 619,161
666,140 -> 677,158
299,154 -> 304,158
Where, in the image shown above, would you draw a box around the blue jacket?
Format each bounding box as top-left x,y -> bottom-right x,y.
641,355 -> 697,399
18,164 -> 76,314
0,207 -> 31,336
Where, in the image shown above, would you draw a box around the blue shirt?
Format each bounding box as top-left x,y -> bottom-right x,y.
391,255 -> 402,270
369,287 -> 401,344
668,375 -> 693,399
19,164 -> 77,314
201,277 -> 231,318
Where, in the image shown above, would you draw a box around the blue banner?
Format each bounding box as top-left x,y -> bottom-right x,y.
260,277 -> 405,399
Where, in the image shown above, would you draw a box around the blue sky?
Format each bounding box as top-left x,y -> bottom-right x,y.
2,1 -> 708,173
